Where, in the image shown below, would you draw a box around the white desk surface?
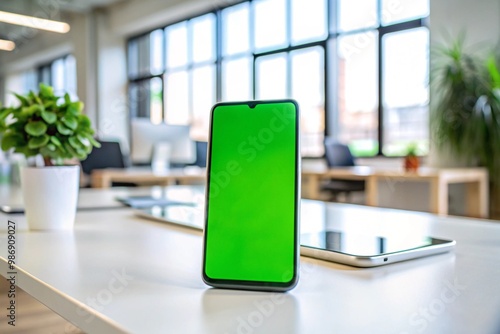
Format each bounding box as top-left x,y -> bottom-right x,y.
0,186 -> 499,334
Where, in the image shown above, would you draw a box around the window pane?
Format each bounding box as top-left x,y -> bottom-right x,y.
291,47 -> 325,156
51,58 -> 65,96
128,39 -> 138,78
337,32 -> 379,156
255,53 -> 287,99
165,71 -> 189,124
222,3 -> 250,56
129,78 -> 163,122
166,22 -> 188,69
382,28 -> 429,156
138,35 -> 150,76
337,0 -> 377,32
222,57 -> 252,101
150,29 -> 164,75
65,55 -> 77,99
253,0 -> 287,52
291,0 -> 327,45
39,66 -> 51,85
191,65 -> 215,141
381,0 -> 429,25
150,77 -> 163,125
129,80 -> 151,119
191,14 -> 216,63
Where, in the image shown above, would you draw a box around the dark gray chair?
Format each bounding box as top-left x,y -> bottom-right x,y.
321,138 -> 365,201
80,140 -> 134,187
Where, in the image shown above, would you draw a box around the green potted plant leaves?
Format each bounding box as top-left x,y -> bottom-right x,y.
0,83 -> 100,230
432,37 -> 500,218
432,37 -> 500,180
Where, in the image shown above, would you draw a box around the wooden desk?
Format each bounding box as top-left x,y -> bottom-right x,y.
91,167 -> 206,188
0,186 -> 499,333
302,166 -> 489,218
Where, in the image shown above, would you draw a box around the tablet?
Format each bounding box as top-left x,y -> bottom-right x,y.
300,231 -> 455,267
134,207 -> 455,268
134,205 -> 204,230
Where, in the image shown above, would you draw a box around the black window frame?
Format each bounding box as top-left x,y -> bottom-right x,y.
126,0 -> 429,158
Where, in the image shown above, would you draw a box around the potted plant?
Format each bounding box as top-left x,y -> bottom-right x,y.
431,37 -> 500,217
432,38 -> 500,175
404,143 -> 420,172
0,83 -> 100,230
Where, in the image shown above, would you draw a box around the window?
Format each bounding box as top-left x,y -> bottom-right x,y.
37,55 -> 77,98
126,0 -> 429,157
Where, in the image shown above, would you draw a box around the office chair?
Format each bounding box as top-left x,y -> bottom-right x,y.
80,140 -> 133,187
321,138 -> 365,202
194,141 -> 208,167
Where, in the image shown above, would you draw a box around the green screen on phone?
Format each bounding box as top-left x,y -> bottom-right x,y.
203,100 -> 299,290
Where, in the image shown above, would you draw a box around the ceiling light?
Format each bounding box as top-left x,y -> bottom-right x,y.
0,10 -> 70,33
0,39 -> 15,51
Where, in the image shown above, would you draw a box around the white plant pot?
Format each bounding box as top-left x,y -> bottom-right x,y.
21,165 -> 80,230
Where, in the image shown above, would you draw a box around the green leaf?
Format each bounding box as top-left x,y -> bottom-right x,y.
0,108 -> 12,120
83,133 -> 101,148
39,84 -> 54,97
77,114 -> 91,128
44,101 -> 55,110
28,134 -> 50,149
487,55 -> 500,89
69,136 -> 83,150
41,110 -> 57,124
56,122 -> 73,135
13,93 -> 29,106
50,136 -> 62,147
64,142 -> 78,158
14,146 -> 38,157
64,93 -> 71,104
67,102 -> 83,115
25,121 -> 48,136
1,133 -> 25,151
21,104 -> 41,117
61,115 -> 78,130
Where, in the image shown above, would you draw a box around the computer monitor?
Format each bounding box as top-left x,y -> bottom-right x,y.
130,119 -> 196,165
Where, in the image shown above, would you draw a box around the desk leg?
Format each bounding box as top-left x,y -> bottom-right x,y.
465,179 -> 489,218
430,178 -> 448,215
366,176 -> 378,207
91,174 -> 109,188
304,176 -> 321,200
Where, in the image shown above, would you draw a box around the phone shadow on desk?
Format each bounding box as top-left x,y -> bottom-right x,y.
201,288 -> 299,334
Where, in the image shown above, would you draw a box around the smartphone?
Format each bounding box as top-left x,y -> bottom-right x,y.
300,231 -> 456,267
202,100 -> 300,292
